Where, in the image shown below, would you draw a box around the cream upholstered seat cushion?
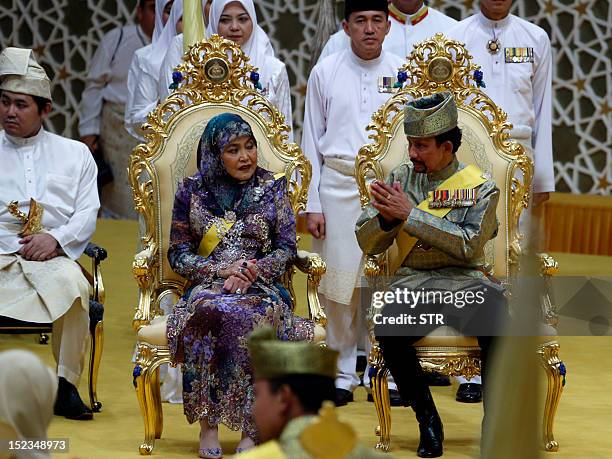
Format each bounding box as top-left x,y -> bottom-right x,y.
137,316 -> 326,346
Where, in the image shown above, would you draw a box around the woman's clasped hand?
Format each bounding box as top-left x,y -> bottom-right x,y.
220,259 -> 259,293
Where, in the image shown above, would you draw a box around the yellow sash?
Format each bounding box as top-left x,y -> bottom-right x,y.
389,164 -> 488,274
198,172 -> 286,258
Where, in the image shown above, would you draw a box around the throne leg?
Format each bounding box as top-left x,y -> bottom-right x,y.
135,364 -> 156,455
539,341 -> 564,452
371,353 -> 392,452
88,320 -> 104,412
149,365 -> 164,439
134,342 -> 171,455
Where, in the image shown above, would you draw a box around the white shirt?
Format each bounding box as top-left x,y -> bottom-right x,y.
301,49 -> 404,212
448,12 -> 554,193
0,129 -> 100,260
124,44 -> 158,140
79,25 -> 150,137
158,34 -> 294,139
319,5 -> 457,62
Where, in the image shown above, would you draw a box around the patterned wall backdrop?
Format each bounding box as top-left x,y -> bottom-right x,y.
0,0 -> 609,194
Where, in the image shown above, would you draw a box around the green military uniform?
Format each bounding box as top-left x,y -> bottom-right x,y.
356,157 -> 501,292
353,91 -> 507,458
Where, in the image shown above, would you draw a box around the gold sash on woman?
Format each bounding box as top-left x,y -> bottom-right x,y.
197,172 -> 286,258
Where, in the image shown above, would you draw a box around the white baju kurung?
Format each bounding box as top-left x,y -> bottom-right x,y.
319,5 -> 456,62
0,129 -> 100,385
448,12 -> 554,194
301,49 -> 404,391
79,24 -> 150,219
124,44 -> 161,140
125,0 -> 181,140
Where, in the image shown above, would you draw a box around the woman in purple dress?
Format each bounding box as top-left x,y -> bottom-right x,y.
165,113 -> 314,458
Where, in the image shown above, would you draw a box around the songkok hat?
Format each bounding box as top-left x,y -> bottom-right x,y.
344,0 -> 389,20
404,91 -> 458,138
0,47 -> 51,101
248,327 -> 338,379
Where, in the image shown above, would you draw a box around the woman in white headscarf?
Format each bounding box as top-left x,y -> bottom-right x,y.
124,0 -> 184,139
0,350 -> 56,459
157,0 -> 293,139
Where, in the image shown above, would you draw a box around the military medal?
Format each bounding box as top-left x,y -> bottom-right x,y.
487,38 -> 501,54
428,188 -> 477,209
378,76 -> 399,93
505,47 -> 534,63
487,26 -> 501,54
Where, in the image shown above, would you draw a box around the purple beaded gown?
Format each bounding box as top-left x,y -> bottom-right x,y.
166,114 -> 314,438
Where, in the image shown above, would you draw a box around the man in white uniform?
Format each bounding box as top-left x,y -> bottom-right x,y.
79,0 -> 155,219
0,48 -> 100,420
319,0 -> 456,61
448,0 -> 555,403
302,0 -> 404,406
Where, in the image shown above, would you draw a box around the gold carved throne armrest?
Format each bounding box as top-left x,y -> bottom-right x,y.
132,245 -> 159,331
295,250 -> 328,334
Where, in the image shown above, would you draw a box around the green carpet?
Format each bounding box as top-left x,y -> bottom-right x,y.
1,219 -> 611,458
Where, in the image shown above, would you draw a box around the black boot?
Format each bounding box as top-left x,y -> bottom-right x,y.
412,388 -> 444,458
54,377 -> 93,420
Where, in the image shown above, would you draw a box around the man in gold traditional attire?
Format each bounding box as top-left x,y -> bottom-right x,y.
0,48 -> 99,420
355,92 -> 508,457
236,326 -> 390,458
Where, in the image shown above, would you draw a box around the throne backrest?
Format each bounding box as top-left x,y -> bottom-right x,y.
130,36 -> 310,324
356,34 -> 533,279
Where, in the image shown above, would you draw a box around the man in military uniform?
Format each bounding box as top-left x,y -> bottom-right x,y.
237,326 -> 390,458
355,92 -> 507,457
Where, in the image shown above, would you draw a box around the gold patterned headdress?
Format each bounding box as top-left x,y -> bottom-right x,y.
404,91 -> 458,138
247,327 -> 338,379
0,47 -> 51,101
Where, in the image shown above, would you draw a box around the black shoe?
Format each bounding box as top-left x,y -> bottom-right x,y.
412,388 -> 443,458
417,414 -> 444,458
425,372 -> 451,386
334,388 -> 354,407
366,389 -> 407,407
54,377 -> 93,420
455,383 -> 482,403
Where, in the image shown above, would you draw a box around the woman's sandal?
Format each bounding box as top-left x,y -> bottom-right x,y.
235,438 -> 256,454
198,447 -> 223,459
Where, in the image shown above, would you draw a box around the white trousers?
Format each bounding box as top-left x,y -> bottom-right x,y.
324,290 -> 397,392
52,299 -> 89,386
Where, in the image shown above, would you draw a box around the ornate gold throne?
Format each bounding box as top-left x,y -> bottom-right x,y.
128,36 -> 327,455
355,34 -> 564,452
